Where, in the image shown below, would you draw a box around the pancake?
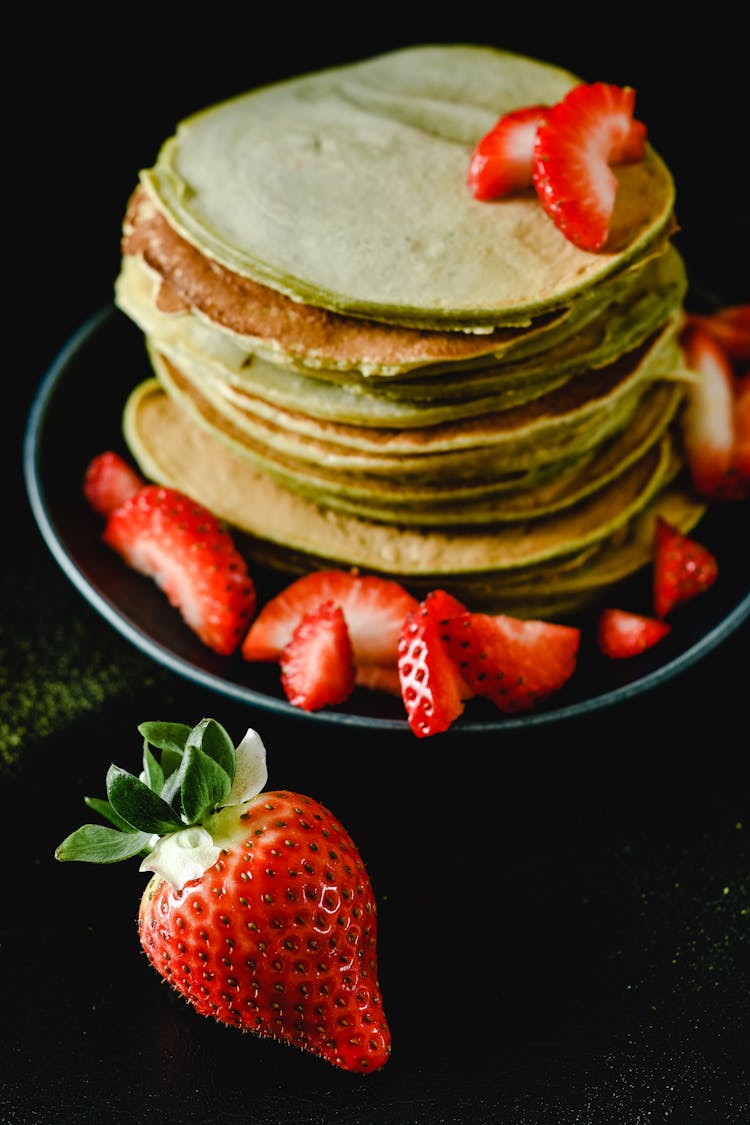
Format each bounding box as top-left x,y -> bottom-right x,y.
112,43 -> 703,619
145,322 -> 685,518
124,376 -> 691,578
140,45 -> 676,329
115,240 -> 686,407
119,187 -> 680,378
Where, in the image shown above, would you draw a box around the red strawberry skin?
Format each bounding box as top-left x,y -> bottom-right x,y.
84,451 -> 144,518
280,601 -> 356,711
681,322 -> 750,501
242,569 -> 418,671
138,791 -> 390,1073
596,608 -> 670,659
104,485 -> 256,655
532,82 -> 645,252
467,104 -> 548,200
441,612 -> 580,713
397,605 -> 465,737
736,374 -> 750,479
687,305 -> 750,363
653,517 -> 719,619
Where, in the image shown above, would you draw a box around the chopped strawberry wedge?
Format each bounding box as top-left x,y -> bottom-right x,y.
596,607 -> 671,659
440,612 -> 580,713
421,588 -> 469,624
103,485 -> 257,655
280,601 -> 356,711
420,589 -> 475,700
653,517 -> 718,619
242,569 -> 418,670
687,305 -> 750,363
84,451 -> 144,518
532,82 -> 646,252
467,104 -> 548,200
397,606 -> 465,738
681,322 -> 750,500
735,374 -> 750,479
354,662 -> 402,698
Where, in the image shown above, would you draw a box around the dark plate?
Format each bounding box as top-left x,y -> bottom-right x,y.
23,305 -> 750,734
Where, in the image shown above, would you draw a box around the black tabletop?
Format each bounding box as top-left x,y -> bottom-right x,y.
5,11 -> 750,1124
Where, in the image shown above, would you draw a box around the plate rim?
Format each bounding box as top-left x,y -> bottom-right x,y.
23,304 -> 750,735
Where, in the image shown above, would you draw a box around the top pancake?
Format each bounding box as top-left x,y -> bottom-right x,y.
141,44 -> 676,330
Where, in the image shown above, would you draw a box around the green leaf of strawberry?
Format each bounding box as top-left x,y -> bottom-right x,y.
185,716 -> 236,778
83,795 -> 140,832
106,765 -> 185,834
178,744 -> 233,823
138,720 -> 192,756
56,823 -> 152,864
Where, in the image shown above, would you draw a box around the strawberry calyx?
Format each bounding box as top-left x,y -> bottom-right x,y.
55,719 -> 268,889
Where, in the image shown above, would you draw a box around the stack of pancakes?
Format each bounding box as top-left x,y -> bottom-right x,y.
115,44 -> 704,618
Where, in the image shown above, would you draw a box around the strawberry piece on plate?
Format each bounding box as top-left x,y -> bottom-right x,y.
467,104 -> 548,200
596,607 -> 671,659
532,82 -> 646,252
103,485 -> 257,655
687,305 -> 750,363
441,612 -> 580,713
397,604 -> 465,738
84,451 -> 144,518
681,322 -> 750,500
653,516 -> 719,619
280,601 -> 356,711
242,569 -> 418,674
735,373 -> 750,479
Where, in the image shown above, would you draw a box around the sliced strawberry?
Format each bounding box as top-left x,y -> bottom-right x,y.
681,322 -> 750,500
687,305 -> 750,363
421,588 -> 469,624
329,589 -> 472,704
84,451 -> 144,518
242,569 -> 418,670
279,601 -> 356,711
467,104 -> 549,201
596,607 -> 671,659
735,373 -> 750,479
441,612 -> 580,713
653,516 -> 719,619
420,589 -> 475,700
354,662 -> 402,697
532,82 -> 646,252
397,605 -> 465,738
103,485 -> 257,655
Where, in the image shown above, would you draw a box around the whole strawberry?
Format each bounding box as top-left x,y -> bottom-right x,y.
55,718 -> 390,1073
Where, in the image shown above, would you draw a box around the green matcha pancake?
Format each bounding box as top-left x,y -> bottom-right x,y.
113,43 -> 701,618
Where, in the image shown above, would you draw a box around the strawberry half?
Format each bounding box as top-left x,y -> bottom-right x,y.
681,321 -> 750,500
55,719 -> 390,1073
280,601 -> 356,711
467,104 -> 549,200
103,485 -> 257,655
440,611 -> 580,713
397,604 -> 466,738
532,82 -> 646,252
653,516 -> 719,619
242,569 -> 418,676
84,450 -> 145,518
596,607 -> 671,659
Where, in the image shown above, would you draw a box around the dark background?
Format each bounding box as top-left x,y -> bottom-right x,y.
3,8 -> 750,1124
